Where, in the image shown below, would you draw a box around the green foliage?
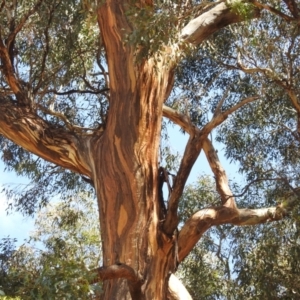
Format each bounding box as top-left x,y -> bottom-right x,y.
178,176 -> 219,223
125,2 -> 179,61
227,0 -> 256,20
177,242 -> 226,300
0,194 -> 102,299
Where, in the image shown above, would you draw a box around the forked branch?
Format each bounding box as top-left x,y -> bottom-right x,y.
162,96 -> 258,234
163,104 -> 196,135
201,95 -> 259,135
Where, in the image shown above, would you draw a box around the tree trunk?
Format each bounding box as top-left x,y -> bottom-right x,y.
93,4 -> 177,296
90,56 -> 175,298
93,2 -> 178,297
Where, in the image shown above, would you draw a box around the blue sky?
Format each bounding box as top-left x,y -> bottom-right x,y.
0,124 -> 238,246
0,161 -> 34,245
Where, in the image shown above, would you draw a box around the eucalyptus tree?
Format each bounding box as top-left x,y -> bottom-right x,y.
1,0 -> 300,299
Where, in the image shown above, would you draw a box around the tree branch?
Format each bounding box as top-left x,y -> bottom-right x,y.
34,1 -> 56,93
283,0 -> 299,18
162,105 -> 204,234
163,94 -> 259,137
162,96 -> 258,234
213,86 -> 230,117
236,52 -> 289,87
168,274 -> 193,300
36,103 -> 103,134
201,95 -> 260,135
177,202 -> 291,262
163,132 -> 204,235
202,138 -> 236,208
162,104 -> 196,135
90,264 -> 142,299
177,206 -> 234,262
45,88 -> 109,96
0,37 -> 28,106
90,266 -> 192,300
252,1 -> 295,21
0,97 -> 93,177
163,104 -> 297,263
180,2 -> 260,45
6,0 -> 44,50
